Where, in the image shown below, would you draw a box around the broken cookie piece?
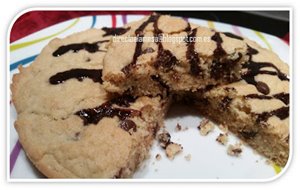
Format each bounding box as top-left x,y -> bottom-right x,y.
198,119 -> 215,136
227,144 -> 243,157
157,130 -> 183,160
216,133 -> 228,145
166,143 -> 183,160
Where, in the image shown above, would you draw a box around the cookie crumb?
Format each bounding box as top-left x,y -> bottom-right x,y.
216,133 -> 228,145
227,144 -> 243,157
184,154 -> 192,161
155,154 -> 162,161
175,123 -> 182,131
166,143 -> 183,160
157,130 -> 183,160
198,119 -> 215,136
157,131 -> 171,149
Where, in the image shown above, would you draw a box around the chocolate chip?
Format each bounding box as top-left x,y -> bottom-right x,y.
223,32 -> 244,41
102,27 -> 130,37
119,119 -> 137,134
256,81 -> 270,95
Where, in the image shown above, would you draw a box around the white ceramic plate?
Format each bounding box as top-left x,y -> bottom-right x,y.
9,14 -> 290,180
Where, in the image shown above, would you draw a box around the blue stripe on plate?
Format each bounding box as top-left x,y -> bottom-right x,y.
91,16 -> 97,28
10,54 -> 38,71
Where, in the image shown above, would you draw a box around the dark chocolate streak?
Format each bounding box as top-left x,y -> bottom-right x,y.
211,32 -> 226,57
122,14 -> 186,75
242,45 -> 289,121
274,93 -> 290,105
223,32 -> 244,41
75,103 -> 141,126
52,40 -> 109,57
242,45 -> 289,95
257,106 -> 289,122
186,29 -> 202,76
245,93 -> 289,105
49,69 -> 103,84
184,23 -> 192,32
210,32 -> 245,81
121,14 -> 159,75
102,27 -> 130,37
153,15 -> 179,71
49,68 -> 139,133
75,94 -> 140,133
246,45 -> 259,55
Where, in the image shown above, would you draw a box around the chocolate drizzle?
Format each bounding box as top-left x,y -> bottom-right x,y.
242,45 -> 289,95
245,93 -> 289,105
184,23 -> 192,32
121,14 -> 160,75
257,106 -> 289,122
49,69 -> 103,84
210,32 -> 242,81
102,27 -> 130,37
75,94 -> 140,128
223,32 -> 244,41
246,45 -> 259,55
211,32 -> 226,57
274,93 -> 289,105
75,103 -> 140,126
52,40 -> 109,57
186,29 -> 202,76
49,68 -> 140,133
153,46 -> 179,71
122,14 -> 181,75
153,15 -> 179,71
242,45 -> 290,122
